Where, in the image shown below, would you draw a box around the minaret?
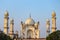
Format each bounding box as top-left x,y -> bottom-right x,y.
46,19 -> 50,36
4,11 -> 9,34
21,21 -> 25,38
51,11 -> 56,32
9,19 -> 14,38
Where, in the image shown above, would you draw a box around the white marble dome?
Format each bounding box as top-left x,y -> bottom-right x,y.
25,18 -> 35,25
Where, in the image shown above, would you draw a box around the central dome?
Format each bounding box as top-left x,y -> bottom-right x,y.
25,18 -> 35,25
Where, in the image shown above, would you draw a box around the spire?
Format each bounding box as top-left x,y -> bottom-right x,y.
29,13 -> 31,18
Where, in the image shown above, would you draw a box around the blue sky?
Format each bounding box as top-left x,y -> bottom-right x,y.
0,0 -> 60,38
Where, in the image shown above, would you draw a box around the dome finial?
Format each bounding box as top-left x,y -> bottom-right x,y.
29,13 -> 31,18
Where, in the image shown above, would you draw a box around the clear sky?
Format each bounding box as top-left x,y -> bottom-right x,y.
0,0 -> 60,38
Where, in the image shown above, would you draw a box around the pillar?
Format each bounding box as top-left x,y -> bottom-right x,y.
4,11 -> 9,34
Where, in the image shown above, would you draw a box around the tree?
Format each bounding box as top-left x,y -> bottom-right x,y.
0,32 -> 13,40
46,30 -> 60,40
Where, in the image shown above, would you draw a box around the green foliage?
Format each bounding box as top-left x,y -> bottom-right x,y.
46,30 -> 60,40
0,32 -> 13,40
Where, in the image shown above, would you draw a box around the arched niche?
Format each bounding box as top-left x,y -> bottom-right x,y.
27,29 -> 33,39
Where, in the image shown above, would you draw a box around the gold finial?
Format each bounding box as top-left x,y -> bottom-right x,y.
52,11 -> 56,17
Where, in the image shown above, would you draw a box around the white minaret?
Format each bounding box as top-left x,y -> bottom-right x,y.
46,19 -> 50,36
4,11 -> 9,34
51,11 -> 56,32
9,19 -> 14,38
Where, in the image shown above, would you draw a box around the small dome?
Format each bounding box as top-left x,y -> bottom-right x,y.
10,19 -> 14,22
10,18 -> 14,24
46,19 -> 50,22
4,11 -> 9,16
25,18 -> 35,25
52,11 -> 56,17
